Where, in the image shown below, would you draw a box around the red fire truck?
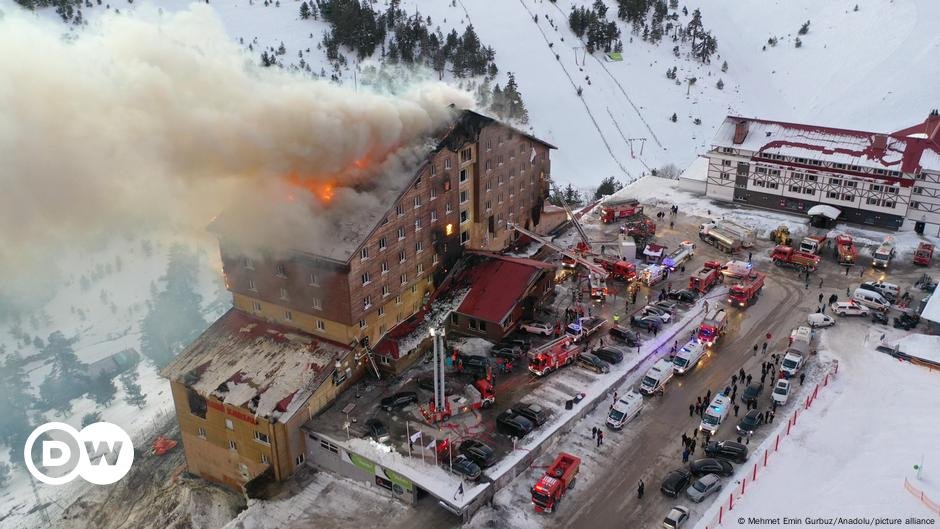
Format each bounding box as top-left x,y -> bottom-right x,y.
531,452 -> 581,513
770,246 -> 821,272
528,337 -> 582,377
420,379 -> 495,423
625,217 -> 656,238
835,235 -> 858,265
595,257 -> 637,281
728,272 -> 765,307
914,242 -> 934,266
697,308 -> 728,346
600,198 -> 643,223
688,261 -> 722,293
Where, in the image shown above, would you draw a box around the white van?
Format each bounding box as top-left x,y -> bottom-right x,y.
606,391 -> 644,429
780,352 -> 804,378
807,313 -> 835,328
699,393 -> 731,434
853,287 -> 890,312
860,281 -> 900,302
721,260 -> 753,278
672,340 -> 705,375
639,359 -> 674,395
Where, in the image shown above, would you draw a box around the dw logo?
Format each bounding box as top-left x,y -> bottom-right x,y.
24,422 -> 134,485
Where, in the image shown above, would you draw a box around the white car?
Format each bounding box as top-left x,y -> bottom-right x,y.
643,305 -> 672,323
831,301 -> 870,316
807,313 -> 835,328
771,379 -> 790,405
520,321 -> 553,336
663,505 -> 691,529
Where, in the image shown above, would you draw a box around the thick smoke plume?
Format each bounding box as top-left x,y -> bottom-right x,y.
0,5 -> 473,307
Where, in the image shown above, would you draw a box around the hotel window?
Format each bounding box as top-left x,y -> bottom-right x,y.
252,301 -> 262,312
446,202 -> 454,213
460,148 -> 472,163
381,260 -> 389,274
361,272 -> 371,286
845,181 -> 857,188
430,210 -> 438,222
295,454 -> 305,466
912,201 -> 921,210
485,160 -> 492,172
767,182 -> 779,190
411,285 -> 417,294
225,419 -> 234,430
720,172 -> 730,180
416,241 -> 423,253
459,168 -> 468,183
360,247 -> 369,260
254,431 -> 270,445
320,439 -> 339,453
803,187 -> 814,195
460,190 -> 469,203
396,204 -> 404,216
400,273 -> 407,285
395,295 -> 402,305
461,231 -> 470,245
363,296 -> 372,309
279,287 -> 289,300
444,158 -> 452,170
430,188 -> 438,200
197,427 -> 206,439
431,164 -> 437,176
485,179 -> 492,191
397,227 -> 406,240
248,278 -> 256,291
284,310 -> 292,321
398,250 -> 406,263
261,453 -> 269,465
432,253 -> 439,265
228,440 -> 237,451
359,319 -> 366,329
415,218 -> 422,230
382,285 -> 390,297
378,236 -> 387,250
414,196 -> 422,208
722,147 -> 734,154
486,139 -> 493,150
485,200 -> 492,211
377,306 -> 386,317
316,320 -> 325,331
789,185 -> 801,193
498,192 -> 504,204
826,191 -> 840,200
309,272 -> 319,286
498,155 -> 504,165
275,263 -> 287,277
244,257 -> 254,270
721,159 -> 732,167
417,263 -> 424,275
914,187 -> 924,195
312,297 -> 322,310
460,210 -> 469,223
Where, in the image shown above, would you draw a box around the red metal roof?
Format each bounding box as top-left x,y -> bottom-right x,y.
456,254 -> 553,324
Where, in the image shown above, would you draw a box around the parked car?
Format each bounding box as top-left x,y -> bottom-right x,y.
490,347 -> 519,360
631,315 -> 662,331
663,505 -> 691,529
459,439 -> 497,468
505,338 -> 531,351
668,289 -> 700,303
771,379 -> 790,406
457,354 -> 490,374
704,441 -> 748,463
689,458 -> 733,477
496,410 -> 534,438
380,391 -> 418,411
859,281 -> 899,302
593,346 -> 625,364
736,409 -> 763,436
894,313 -> 920,330
449,454 -> 482,481
871,311 -> 889,325
512,402 -> 549,426
609,325 -> 642,346
741,382 -> 762,405
686,474 -> 722,503
831,301 -> 870,316
653,300 -> 679,315
577,352 -> 611,374
807,313 -> 835,328
365,419 -> 390,443
415,377 -> 454,395
642,305 -> 672,323
660,468 -> 693,497
520,321 -> 554,336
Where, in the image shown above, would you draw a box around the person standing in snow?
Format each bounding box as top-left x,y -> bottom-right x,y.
596,430 -> 604,447
733,404 -> 740,417
682,448 -> 690,462
637,480 -> 645,499
592,426 -> 597,439
799,373 -> 806,386
689,403 -> 695,417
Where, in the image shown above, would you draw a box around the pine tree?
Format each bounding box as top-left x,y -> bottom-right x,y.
670,112 -> 678,122
721,60 -> 728,72
798,20 -> 810,35
502,73 -> 529,124
795,37 -> 802,48
594,176 -> 623,199
38,332 -> 90,414
121,370 -> 147,409
299,1 -> 311,19
0,355 -> 34,465
716,79 -> 724,90
81,411 -> 102,428
87,371 -> 118,407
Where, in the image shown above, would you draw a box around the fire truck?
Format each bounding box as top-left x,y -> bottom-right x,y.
799,235 -> 827,255
420,379 -> 495,423
528,336 -> 582,376
625,216 -> 656,238
834,235 -> 858,265
914,242 -> 934,266
728,272 -> 765,307
531,452 -> 581,513
600,197 -> 644,223
594,257 -> 636,282
697,308 -> 728,346
688,261 -> 722,293
662,241 -> 695,271
770,246 -> 821,272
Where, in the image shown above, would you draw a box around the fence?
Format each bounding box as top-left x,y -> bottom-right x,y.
904,478 -> 940,517
701,360 -> 839,529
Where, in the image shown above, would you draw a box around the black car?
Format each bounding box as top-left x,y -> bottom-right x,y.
593,346 -> 625,364
630,315 -> 661,331
513,402 -> 549,426
449,454 -> 482,481
741,382 -> 763,405
660,468 -> 693,497
496,410 -> 535,438
668,289 -> 700,303
490,347 -> 519,360
415,377 -> 455,395
689,458 -> 734,477
871,311 -> 889,325
609,325 -> 642,346
653,300 -> 679,315
458,354 -> 490,375
893,313 -> 920,330
364,419 -> 390,443
380,391 -> 418,411
506,338 -> 531,351
577,352 -> 611,374
736,409 -> 763,435
459,439 -> 497,468
704,441 -> 748,463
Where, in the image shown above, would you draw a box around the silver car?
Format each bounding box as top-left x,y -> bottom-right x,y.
663,505 -> 691,529
686,473 -> 722,503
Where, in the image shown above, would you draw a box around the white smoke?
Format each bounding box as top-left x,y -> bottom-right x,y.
0,4 -> 473,308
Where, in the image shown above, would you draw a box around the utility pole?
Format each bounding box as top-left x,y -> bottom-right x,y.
626,138 -> 647,158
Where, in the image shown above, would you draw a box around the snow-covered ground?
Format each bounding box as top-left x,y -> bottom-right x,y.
693,322 -> 940,527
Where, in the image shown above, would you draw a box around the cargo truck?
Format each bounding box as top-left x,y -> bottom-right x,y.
728,272 -> 765,307
913,242 -> 934,266
531,452 -> 581,513
698,224 -> 743,254
700,220 -> 756,248
770,246 -> 821,272
662,241 -> 696,271
799,235 -> 827,255
688,261 -> 722,293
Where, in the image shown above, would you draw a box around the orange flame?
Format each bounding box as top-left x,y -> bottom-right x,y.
286,173 -> 336,203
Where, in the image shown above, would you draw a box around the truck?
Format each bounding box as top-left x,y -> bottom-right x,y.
699,393 -> 731,434
421,380 -> 495,422
662,241 -> 696,271
728,272 -> 765,307
688,261 -> 722,293
625,216 -> 657,238
588,274 -> 609,300
697,309 -> 728,346
528,337 -> 582,377
770,245 -> 821,272
698,224 -> 744,254
639,358 -> 674,395
594,257 -> 637,282
701,220 -> 756,248
799,235 -> 827,255
913,242 -> 934,266
639,264 -> 668,287
566,316 -> 606,343
600,198 -> 643,223
788,326 -> 812,355
835,234 -> 858,265
872,236 -> 895,269
672,340 -> 705,375
531,452 -> 581,513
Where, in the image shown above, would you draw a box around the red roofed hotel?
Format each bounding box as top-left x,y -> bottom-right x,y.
704,111 -> 940,234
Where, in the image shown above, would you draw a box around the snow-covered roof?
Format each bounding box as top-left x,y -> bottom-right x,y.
807,204 -> 841,219
920,293 -> 940,325
161,308 -> 348,423
896,333 -> 940,367
711,115 -> 940,175
678,156 -> 709,182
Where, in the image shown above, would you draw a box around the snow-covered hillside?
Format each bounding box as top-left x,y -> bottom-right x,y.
5,0 -> 938,189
